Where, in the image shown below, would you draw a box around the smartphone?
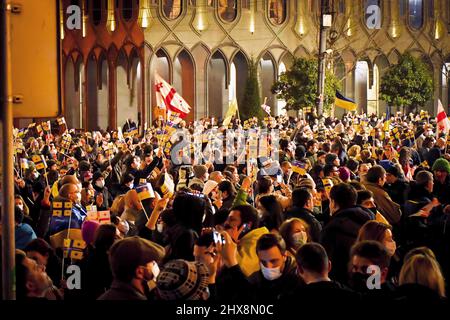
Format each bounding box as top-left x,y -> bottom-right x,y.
241,223 -> 251,234
276,174 -> 283,184
213,230 -> 225,245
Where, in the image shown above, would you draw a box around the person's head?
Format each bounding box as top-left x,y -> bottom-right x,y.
292,188 -> 314,211
385,165 -> 400,184
399,254 -> 446,298
121,173 -> 135,189
92,171 -> 105,189
306,139 -> 319,153
346,158 -> 359,173
415,170 -> 434,193
257,176 -> 273,194
325,153 -> 340,166
257,195 -> 284,231
295,243 -> 331,284
129,155 -> 141,170
338,167 -> 351,182
94,224 -> 119,251
156,259 -> 210,300
358,163 -> 371,177
15,249 -> 52,299
323,164 -> 339,178
356,221 -> 396,256
403,247 -> 436,263
209,171 -> 224,183
59,174 -> 82,192
349,241 -> 391,291
224,165 -> 239,184
356,189 -> 376,213
365,165 -> 386,187
111,215 -> 130,238
431,158 -> 450,183
279,218 -> 310,252
14,195 -> 29,216
256,234 -> 287,281
225,205 -> 259,236
172,192 -> 206,233
193,165 -> 208,182
316,151 -> 327,165
59,183 -> 81,204
281,161 -> 292,176
329,183 -> 357,214
217,180 -> 236,200
24,238 -> 56,268
109,237 -> 165,288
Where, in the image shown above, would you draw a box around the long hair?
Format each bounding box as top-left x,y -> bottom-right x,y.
399,254 -> 446,298
356,221 -> 391,244
258,195 -> 283,231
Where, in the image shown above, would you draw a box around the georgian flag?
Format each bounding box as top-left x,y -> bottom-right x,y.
436,99 -> 450,137
155,73 -> 191,118
261,97 -> 271,115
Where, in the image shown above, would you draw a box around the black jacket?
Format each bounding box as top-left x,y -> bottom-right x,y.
98,280 -> 147,300
385,179 -> 409,207
284,206 -> 322,242
321,206 -> 373,285
247,255 -> 303,302
392,283 -> 446,305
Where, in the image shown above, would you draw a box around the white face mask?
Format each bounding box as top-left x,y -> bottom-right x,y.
151,262 -> 160,279
129,183 -> 134,189
118,220 -> 130,235
292,231 -> 308,248
95,180 -> 105,189
33,171 -> 40,180
157,222 -> 164,233
260,263 -> 283,281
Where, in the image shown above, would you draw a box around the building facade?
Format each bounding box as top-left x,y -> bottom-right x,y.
61,0 -> 450,130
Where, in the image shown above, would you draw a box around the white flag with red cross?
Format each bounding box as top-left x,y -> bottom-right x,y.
155,73 -> 191,118
436,99 -> 450,137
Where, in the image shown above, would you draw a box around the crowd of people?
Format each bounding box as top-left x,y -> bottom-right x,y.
4,110 -> 450,305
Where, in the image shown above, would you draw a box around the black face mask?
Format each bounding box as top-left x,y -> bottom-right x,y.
350,272 -> 370,292
368,207 -> 378,215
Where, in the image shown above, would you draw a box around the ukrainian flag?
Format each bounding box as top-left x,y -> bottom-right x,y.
335,91 -> 357,111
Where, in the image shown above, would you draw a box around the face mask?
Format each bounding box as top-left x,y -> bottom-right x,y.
260,263 -> 283,281
292,231 -> 308,248
129,183 -> 134,189
33,172 -> 40,180
95,180 -> 105,189
385,241 -> 397,256
151,262 -> 160,279
350,272 -> 370,292
157,222 -> 164,233
368,207 -> 378,215
16,204 -> 24,211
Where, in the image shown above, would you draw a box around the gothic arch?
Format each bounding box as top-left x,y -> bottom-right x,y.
208,50 -> 228,118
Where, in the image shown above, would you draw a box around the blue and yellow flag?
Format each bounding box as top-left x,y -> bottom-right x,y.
291,160 -> 307,175
335,91 -> 357,111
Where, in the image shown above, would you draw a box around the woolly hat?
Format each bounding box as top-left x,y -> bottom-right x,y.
338,167 -> 351,181
156,259 -> 210,301
432,158 -> 450,174
202,180 -> 218,196
81,220 -> 100,245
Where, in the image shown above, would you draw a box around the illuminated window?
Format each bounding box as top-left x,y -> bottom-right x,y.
91,0 -> 104,25
408,0 -> 423,30
218,0 -> 237,22
122,0 -> 135,21
268,0 -> 287,25
163,0 -> 182,20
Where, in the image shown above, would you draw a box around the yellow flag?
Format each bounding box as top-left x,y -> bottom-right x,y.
223,97 -> 238,127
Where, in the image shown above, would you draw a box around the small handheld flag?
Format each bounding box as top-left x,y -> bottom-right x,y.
51,201 -> 73,217
63,238 -> 87,260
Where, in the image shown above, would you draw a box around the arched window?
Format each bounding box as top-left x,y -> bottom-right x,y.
338,0 -> 345,14
163,0 -> 182,20
399,0 -> 406,16
122,0 -> 134,21
91,0 -> 103,25
408,0 -> 423,30
218,0 -> 237,22
268,0 -> 287,25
